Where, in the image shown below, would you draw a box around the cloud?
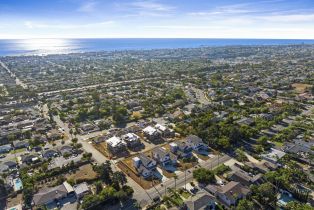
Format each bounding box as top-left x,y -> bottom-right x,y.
24,21 -> 34,29
189,3 -> 254,16
78,0 -> 97,13
24,20 -> 115,29
116,0 -> 175,17
260,13 -> 314,22
130,1 -> 174,12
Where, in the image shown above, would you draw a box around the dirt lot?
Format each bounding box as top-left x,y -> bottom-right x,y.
66,164 -> 98,183
292,83 -> 312,93
93,142 -> 110,158
4,193 -> 23,209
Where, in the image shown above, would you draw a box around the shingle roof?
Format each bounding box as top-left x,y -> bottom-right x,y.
33,182 -> 73,206
185,190 -> 215,210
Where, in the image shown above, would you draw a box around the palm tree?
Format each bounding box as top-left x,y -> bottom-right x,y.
174,174 -> 178,190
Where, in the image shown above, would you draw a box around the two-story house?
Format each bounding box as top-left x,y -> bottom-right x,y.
186,135 -> 208,153
133,153 -> 157,179
151,147 -> 177,167
170,141 -> 193,158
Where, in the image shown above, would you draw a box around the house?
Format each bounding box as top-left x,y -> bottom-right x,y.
21,154 -> 40,165
284,140 -> 314,165
47,129 -> 63,141
244,160 -> 278,174
74,182 -> 90,199
143,126 -> 161,141
228,165 -> 264,186
121,133 -> 141,148
183,190 -> 216,210
59,145 -> 73,156
42,149 -> 59,159
261,148 -> 286,164
3,160 -> 17,169
0,144 -> 12,153
236,117 -> 255,126
133,153 -> 157,179
32,181 -> 74,206
0,164 -> 9,173
12,140 -> 29,149
186,135 -> 207,152
170,141 -> 193,158
151,147 -> 177,167
106,136 -> 126,154
79,123 -> 99,135
205,181 -> 250,207
155,124 -> 175,138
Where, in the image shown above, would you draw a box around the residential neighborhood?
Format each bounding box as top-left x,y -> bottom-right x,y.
0,44 -> 313,210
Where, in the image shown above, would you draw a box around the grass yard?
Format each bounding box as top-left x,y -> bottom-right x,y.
168,192 -> 184,206
67,164 -> 98,183
273,141 -> 284,147
179,190 -> 191,199
11,148 -> 26,154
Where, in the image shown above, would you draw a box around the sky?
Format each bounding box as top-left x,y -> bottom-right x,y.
0,0 -> 314,39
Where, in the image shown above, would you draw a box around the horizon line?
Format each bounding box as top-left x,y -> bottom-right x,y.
1,37 -> 314,40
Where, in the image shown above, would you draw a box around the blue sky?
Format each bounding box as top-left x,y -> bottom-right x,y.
0,0 -> 314,39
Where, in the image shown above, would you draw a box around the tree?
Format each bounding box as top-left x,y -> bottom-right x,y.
217,136 -> 230,149
285,201 -> 314,210
81,194 -> 101,209
251,183 -> 276,206
95,181 -> 103,193
257,136 -> 269,147
71,138 -> 78,144
236,199 -> 255,210
112,171 -> 127,189
235,148 -> 248,162
93,160 -> 113,184
193,168 -> 215,184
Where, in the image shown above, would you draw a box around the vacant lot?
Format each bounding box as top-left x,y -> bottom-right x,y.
292,83 -> 312,93
67,164 -> 98,183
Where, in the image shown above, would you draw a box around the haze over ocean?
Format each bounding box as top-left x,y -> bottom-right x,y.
1,38 -> 314,56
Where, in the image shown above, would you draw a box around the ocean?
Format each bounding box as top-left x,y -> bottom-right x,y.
1,38 -> 314,56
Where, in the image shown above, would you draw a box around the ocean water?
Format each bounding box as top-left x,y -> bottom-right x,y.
0,38 -> 314,56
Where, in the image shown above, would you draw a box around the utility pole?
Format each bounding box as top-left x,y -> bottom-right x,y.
184,166 -> 187,190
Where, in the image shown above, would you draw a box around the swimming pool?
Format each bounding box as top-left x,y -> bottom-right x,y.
13,178 -> 23,191
277,192 -> 295,206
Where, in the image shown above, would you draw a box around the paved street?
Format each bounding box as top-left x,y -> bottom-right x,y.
38,77 -> 163,96
43,103 -> 232,207
144,154 -> 231,203
0,61 -> 28,89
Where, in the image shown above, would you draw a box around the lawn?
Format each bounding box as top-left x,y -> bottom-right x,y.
169,194 -> 184,206
179,190 -> 191,199
10,148 -> 26,154
273,141 -> 284,147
